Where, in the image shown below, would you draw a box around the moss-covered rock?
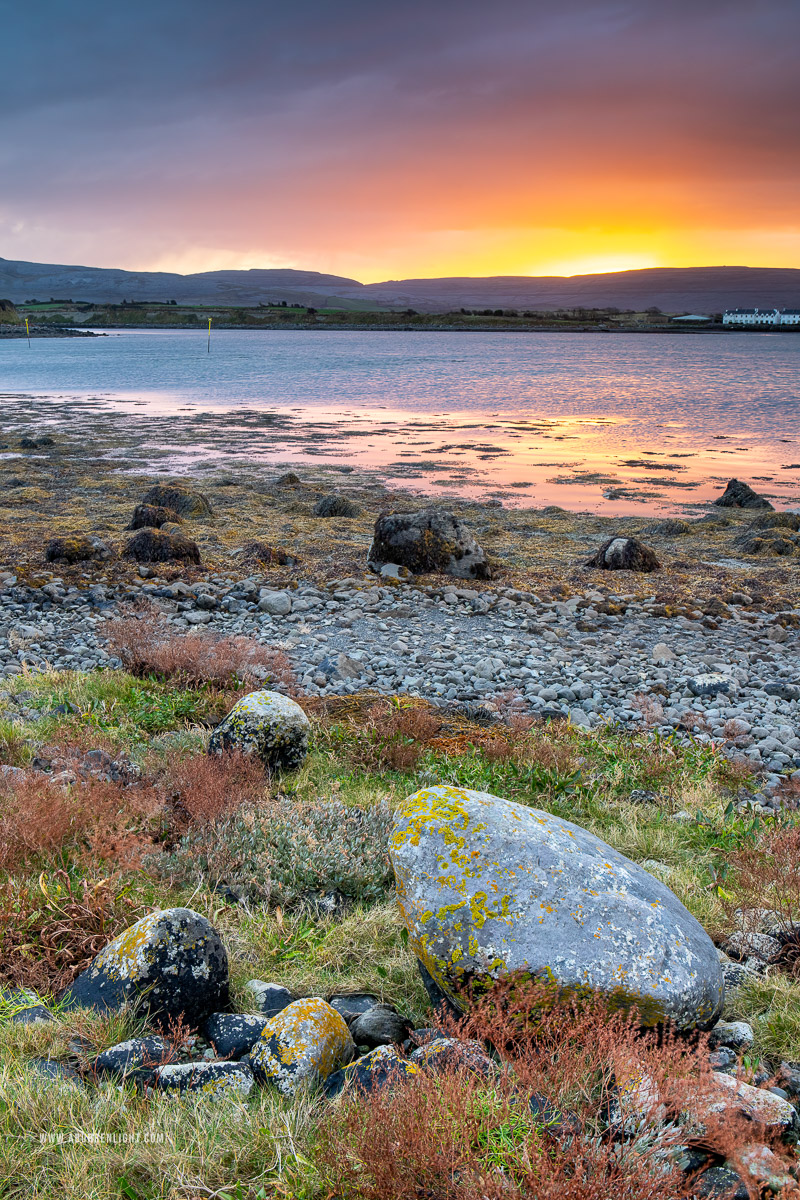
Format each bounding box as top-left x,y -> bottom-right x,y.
368,507 -> 490,579
140,483 -> 212,517
125,503 -> 181,530
390,785 -> 724,1031
122,528 -> 201,564
45,534 -> 113,564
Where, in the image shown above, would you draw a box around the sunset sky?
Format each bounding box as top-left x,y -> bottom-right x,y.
1,0 -> 798,281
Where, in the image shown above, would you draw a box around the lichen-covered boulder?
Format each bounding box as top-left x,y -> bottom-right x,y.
153,1061 -> 254,1099
390,786 -> 724,1031
586,537 -> 660,572
249,998 -> 354,1095
208,689 -> 310,770
323,1043 -> 420,1099
140,483 -> 212,517
368,507 -> 491,579
62,908 -> 229,1028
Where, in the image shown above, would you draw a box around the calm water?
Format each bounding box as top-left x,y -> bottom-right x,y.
2,329 -> 799,512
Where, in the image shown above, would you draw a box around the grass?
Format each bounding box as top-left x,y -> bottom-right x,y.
1,666 -> 800,1197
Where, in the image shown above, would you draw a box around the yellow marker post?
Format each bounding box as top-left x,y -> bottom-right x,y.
25,317 -> 30,347
207,317 -> 212,353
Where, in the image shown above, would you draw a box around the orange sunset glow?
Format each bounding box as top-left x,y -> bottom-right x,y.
2,1 -> 798,280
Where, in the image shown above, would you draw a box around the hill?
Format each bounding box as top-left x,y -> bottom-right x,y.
1,256 -> 798,313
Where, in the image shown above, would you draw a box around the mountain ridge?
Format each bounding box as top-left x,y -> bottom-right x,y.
1,257 -> 798,314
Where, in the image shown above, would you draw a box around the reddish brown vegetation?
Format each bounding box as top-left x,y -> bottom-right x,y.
0,872 -> 143,993
157,750 -> 267,830
318,980 -> 795,1200
104,605 -> 296,691
724,824 -> 800,973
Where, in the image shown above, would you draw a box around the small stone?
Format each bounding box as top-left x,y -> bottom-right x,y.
90,1036 -> 173,1082
651,642 -> 677,663
349,1005 -> 413,1050
203,1013 -> 268,1059
688,673 -> 731,698
258,591 -> 292,615
708,1020 -> 755,1052
329,994 -> 381,1023
409,1037 -> 496,1077
723,931 -> 781,961
243,981 -> 294,1017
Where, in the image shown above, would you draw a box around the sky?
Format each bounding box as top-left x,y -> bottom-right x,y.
1,0 -> 798,281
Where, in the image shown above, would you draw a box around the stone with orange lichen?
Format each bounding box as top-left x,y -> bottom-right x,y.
390,786 -> 723,1031
249,998 -> 355,1095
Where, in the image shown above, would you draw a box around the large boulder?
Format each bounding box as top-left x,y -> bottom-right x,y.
62,908 -> 229,1028
586,537 -> 660,572
140,483 -> 212,517
208,689 -> 310,770
390,786 -> 724,1031
249,998 -> 354,1094
713,479 -> 773,510
122,528 -> 201,564
45,535 -> 112,564
368,508 -> 491,579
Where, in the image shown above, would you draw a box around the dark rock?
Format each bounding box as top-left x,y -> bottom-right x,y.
153,1060 -> 254,1097
140,483 -> 212,517
416,960 -> 462,1021
586,536 -> 660,572
19,437 -> 39,449
688,673 -> 731,698
62,908 -> 229,1029
122,528 -> 201,564
692,1165 -> 748,1198
409,1037 -> 496,1078
239,541 -> 300,567
90,1036 -> 173,1083
764,682 -> 800,701
349,1005 -> 413,1049
323,1044 -> 419,1099
735,531 -> 798,556
203,1013 -> 267,1059
126,504 -> 181,530
628,789 -> 660,804
275,472 -> 301,486
749,511 -> 800,531
208,690 -> 310,770
708,1047 -> 737,1071
368,507 -> 491,579
0,989 -> 54,1025
713,478 -> 773,510
28,1058 -> 81,1085
313,494 -> 361,518
45,535 -> 113,564
244,980 -> 294,1017
329,993 -> 381,1024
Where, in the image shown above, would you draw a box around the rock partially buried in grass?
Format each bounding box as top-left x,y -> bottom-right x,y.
90,1036 -> 173,1083
126,503 -> 181,531
368,507 -> 491,580
140,483 -> 212,517
45,535 -> 113,564
323,1044 -> 420,1099
249,998 -> 354,1095
208,689 -> 310,770
713,478 -> 773,511
313,493 -> 361,518
204,1013 -> 268,1059
586,537 -> 660,572
62,908 -> 229,1028
390,786 -> 724,1031
123,528 -> 201,564
153,1061 -> 254,1098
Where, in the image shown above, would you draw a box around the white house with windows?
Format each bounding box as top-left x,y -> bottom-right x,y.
723,307 -> 800,326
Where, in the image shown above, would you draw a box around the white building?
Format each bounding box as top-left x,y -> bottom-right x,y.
723,308 -> 779,326
723,307 -> 800,326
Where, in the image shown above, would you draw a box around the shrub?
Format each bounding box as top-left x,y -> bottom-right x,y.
104,606 -> 296,691
157,750 -> 267,829
341,701 -> 444,772
151,796 -> 395,908
723,824 -> 800,972
317,979 -> 788,1200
